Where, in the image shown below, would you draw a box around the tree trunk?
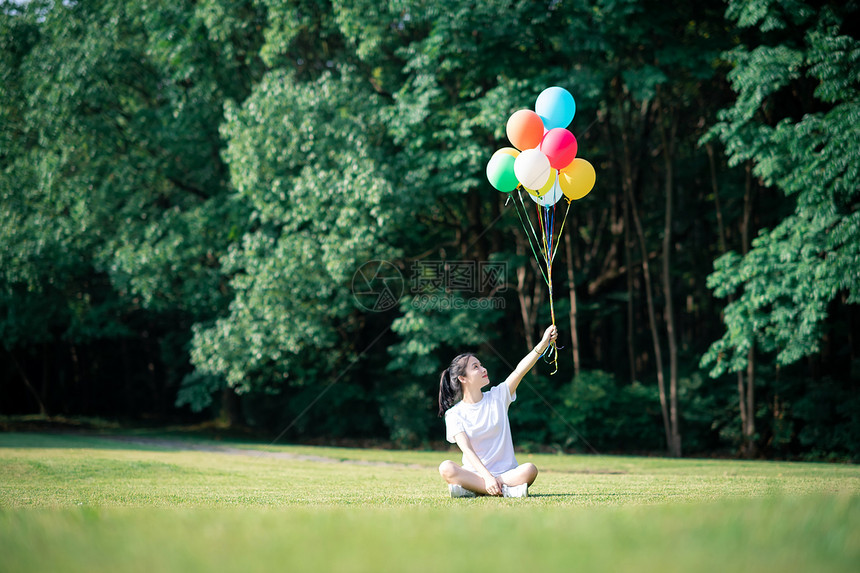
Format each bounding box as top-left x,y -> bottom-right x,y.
742,344 -> 756,457
625,170 -> 672,455
220,385 -> 244,428
41,343 -> 50,413
705,143 -> 728,254
609,95 -> 674,451
605,96 -> 649,387
658,104 -> 681,458
69,343 -> 81,415
6,348 -> 48,416
564,230 -> 581,377
658,101 -> 681,457
708,142 -> 757,457
623,188 -> 637,385
740,163 -> 757,457
742,163 -> 752,257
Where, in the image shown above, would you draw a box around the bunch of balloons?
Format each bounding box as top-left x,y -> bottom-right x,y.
485,86 -> 597,374
486,86 -> 595,204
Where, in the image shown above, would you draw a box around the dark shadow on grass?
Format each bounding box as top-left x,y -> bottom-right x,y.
529,492 -> 642,498
548,469 -> 629,475
0,432 -> 185,452
0,432 -> 434,469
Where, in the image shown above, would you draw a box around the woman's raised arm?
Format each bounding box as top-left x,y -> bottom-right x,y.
504,325 -> 558,397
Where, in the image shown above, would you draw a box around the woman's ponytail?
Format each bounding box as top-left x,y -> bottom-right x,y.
438,352 -> 473,417
438,369 -> 458,417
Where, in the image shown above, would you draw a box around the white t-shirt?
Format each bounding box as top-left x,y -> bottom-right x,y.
444,382 -> 518,475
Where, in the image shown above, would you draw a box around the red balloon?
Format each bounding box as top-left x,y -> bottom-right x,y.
540,128 -> 578,170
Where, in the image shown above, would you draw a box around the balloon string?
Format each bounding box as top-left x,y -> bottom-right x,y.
550,199 -> 573,265
512,188 -> 549,285
516,189 -> 550,283
547,276 -> 558,375
512,188 -> 561,375
518,188 -> 549,282
537,202 -> 547,260
539,194 -> 552,263
538,204 -> 547,260
539,204 -> 559,375
549,203 -> 555,261
517,187 -> 545,259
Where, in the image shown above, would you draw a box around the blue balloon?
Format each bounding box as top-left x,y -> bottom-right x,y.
535,87 -> 576,130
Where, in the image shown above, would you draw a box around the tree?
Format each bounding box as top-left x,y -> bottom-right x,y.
183,61 -> 403,435
1,0 -> 263,417
580,0 -> 730,456
6,0 -> 855,459
702,0 -> 860,454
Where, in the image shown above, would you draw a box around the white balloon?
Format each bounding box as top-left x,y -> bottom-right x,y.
527,178 -> 564,207
514,148 -> 551,191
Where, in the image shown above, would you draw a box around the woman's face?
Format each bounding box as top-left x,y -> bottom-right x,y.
458,356 -> 489,388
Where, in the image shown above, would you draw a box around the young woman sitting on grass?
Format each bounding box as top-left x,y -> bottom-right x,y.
437,325 -> 557,498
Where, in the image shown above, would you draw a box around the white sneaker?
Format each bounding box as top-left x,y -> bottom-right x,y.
502,483 -> 529,498
449,484 -> 477,498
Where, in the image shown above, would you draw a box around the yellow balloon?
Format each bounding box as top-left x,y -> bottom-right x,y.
526,168 -> 557,197
559,158 -> 596,201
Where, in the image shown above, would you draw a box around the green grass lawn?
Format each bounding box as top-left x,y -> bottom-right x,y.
1,432 -> 858,572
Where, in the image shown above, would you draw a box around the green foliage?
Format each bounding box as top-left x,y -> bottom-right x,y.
185,67 -> 400,407
389,295 -> 504,376
702,0 -> 860,376
792,377 -> 860,458
1,0 -> 261,414
3,0 -> 858,459
703,210 -> 859,373
543,370 -> 663,451
725,0 -> 816,32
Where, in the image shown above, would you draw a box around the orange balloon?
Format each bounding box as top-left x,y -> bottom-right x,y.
506,110 -> 545,151
559,158 -> 596,201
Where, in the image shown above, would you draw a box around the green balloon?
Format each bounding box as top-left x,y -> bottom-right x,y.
486,150 -> 519,192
